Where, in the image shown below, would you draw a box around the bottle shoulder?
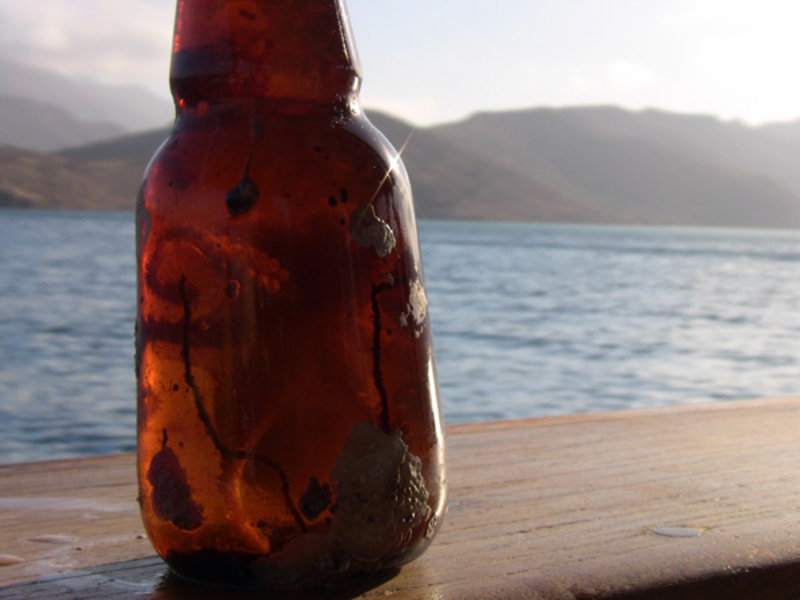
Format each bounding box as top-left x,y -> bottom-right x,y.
144,106 -> 407,185
139,105 -> 413,226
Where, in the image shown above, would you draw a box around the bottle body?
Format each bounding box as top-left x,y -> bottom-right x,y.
136,95 -> 445,585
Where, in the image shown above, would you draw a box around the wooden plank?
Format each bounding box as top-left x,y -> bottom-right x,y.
0,454 -> 151,588
3,398 -> 800,598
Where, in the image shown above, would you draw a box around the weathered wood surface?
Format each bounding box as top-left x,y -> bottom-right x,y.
3,398 -> 800,599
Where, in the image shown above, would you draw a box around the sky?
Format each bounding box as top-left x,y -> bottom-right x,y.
1,0 -> 800,127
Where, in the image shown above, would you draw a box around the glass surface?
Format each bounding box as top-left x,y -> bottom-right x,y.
136,0 -> 445,588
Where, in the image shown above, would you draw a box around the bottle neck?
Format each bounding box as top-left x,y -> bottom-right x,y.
169,0 -> 362,111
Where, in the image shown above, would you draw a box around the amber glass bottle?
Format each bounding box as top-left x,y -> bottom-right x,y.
136,0 -> 446,588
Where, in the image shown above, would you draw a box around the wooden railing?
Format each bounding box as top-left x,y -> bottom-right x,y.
3,398 -> 800,599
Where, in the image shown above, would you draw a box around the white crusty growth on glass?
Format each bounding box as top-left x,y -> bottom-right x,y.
349,203 -> 397,257
252,420 -> 431,587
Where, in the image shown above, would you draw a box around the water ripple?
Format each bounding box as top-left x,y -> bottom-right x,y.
3,213 -> 800,463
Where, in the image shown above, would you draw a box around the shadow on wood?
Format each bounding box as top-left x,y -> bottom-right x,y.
0,556 -> 401,600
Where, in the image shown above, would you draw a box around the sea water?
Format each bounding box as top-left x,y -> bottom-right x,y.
2,210 -> 800,464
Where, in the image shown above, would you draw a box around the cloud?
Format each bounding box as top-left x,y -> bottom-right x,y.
360,92 -> 444,127
563,62 -> 658,104
606,61 -> 659,91
569,75 -> 597,93
659,0 -> 800,123
0,0 -> 173,94
2,0 -> 800,126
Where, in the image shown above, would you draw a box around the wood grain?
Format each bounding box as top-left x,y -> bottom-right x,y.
3,398 -> 800,598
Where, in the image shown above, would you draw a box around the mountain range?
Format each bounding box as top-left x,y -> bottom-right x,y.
0,60 -> 172,135
3,59 -> 800,227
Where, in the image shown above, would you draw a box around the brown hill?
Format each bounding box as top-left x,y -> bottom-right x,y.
430,107 -> 800,228
366,112 -> 599,222
5,105 -> 800,228
49,112 -> 596,222
0,146 -> 140,210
